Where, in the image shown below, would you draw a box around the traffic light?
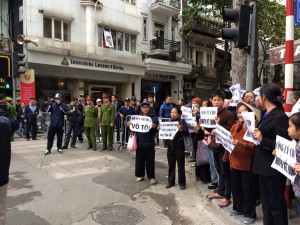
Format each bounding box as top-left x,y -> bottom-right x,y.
0,56 -> 10,78
221,5 -> 252,48
4,76 -> 12,90
13,51 -> 26,77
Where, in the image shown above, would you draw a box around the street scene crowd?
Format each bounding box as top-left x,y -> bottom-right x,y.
2,83 -> 300,225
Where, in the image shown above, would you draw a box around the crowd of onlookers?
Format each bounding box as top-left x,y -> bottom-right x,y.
2,83 -> 300,225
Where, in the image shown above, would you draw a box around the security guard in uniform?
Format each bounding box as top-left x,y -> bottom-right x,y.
84,96 -> 98,151
99,93 -> 115,151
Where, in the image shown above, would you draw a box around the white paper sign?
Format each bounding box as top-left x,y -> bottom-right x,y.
253,87 -> 261,101
104,31 -> 114,48
181,106 -> 192,118
129,115 -> 152,133
291,98 -> 300,115
271,135 -> 297,182
184,116 -> 197,133
200,107 -> 218,128
215,124 -> 234,153
241,111 -> 260,145
240,89 -> 246,98
229,83 -> 241,106
159,121 -> 179,140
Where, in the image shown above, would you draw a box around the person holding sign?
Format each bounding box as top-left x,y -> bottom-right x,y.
163,106 -> 189,190
252,83 -> 290,225
228,102 -> 260,224
204,91 -> 235,208
285,112 -> 300,208
127,100 -> 159,185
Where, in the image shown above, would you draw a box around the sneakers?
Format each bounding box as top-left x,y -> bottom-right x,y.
44,149 -> 51,155
243,217 -> 255,224
150,179 -> 157,185
57,148 -> 63,154
136,177 -> 144,182
229,210 -> 243,216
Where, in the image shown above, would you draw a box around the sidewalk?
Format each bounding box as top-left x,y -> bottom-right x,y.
190,163 -> 300,225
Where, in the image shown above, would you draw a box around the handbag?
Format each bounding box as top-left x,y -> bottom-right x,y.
196,141 -> 209,166
183,134 -> 194,152
127,132 -> 137,151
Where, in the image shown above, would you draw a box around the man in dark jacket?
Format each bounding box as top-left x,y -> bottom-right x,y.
77,94 -> 86,143
159,95 -> 173,118
17,102 -> 26,137
24,97 -> 39,140
117,98 -> 135,144
0,94 -> 17,224
44,93 -> 69,155
62,97 -> 79,149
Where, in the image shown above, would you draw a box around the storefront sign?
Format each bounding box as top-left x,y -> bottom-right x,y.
271,135 -> 297,182
145,73 -> 176,80
159,121 -> 179,140
269,40 -> 300,65
69,59 -> 125,70
129,115 -> 152,133
20,69 -> 35,104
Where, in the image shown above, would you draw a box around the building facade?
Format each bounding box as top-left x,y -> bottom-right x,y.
10,0 -> 191,105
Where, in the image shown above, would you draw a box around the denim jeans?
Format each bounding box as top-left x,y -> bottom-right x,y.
206,145 -> 218,184
17,121 -> 26,136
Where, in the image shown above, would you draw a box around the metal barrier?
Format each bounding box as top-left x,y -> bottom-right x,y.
37,112 -> 51,138
116,115 -> 132,150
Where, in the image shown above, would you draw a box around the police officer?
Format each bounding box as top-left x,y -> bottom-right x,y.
44,93 -> 69,155
84,96 -> 98,151
77,94 -> 86,143
99,93 -> 115,151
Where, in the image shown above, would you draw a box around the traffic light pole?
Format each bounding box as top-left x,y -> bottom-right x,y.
246,1 -> 256,91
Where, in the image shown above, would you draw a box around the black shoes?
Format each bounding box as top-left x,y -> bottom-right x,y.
102,147 -> 107,150
87,146 -> 92,150
70,145 -> 76,148
108,147 -> 113,151
93,147 -> 97,151
208,183 -> 218,190
62,146 -> 68,149
180,185 -> 186,190
165,183 -> 174,189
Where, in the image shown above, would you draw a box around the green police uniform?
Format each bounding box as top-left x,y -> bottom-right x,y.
84,105 -> 98,148
99,103 -> 115,150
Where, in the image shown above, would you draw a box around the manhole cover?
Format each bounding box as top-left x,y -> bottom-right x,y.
93,205 -> 145,225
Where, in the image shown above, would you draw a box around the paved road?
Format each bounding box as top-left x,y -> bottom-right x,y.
7,136 -> 234,225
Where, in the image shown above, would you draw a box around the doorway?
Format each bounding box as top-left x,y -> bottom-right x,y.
89,85 -> 116,100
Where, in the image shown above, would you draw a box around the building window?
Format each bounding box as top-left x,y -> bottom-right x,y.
172,26 -> 175,41
122,0 -> 135,5
186,48 -> 193,65
143,18 -> 147,42
98,26 -> 136,53
206,53 -> 213,68
43,17 -> 71,42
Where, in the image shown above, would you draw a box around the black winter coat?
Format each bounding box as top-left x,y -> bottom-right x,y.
165,119 -> 189,152
136,111 -> 159,148
252,107 -> 290,177
48,103 -> 69,128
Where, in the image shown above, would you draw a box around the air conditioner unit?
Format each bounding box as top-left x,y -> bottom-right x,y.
189,41 -> 195,47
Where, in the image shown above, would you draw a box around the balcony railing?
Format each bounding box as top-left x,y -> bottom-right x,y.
191,17 -> 222,38
150,0 -> 180,9
150,38 -> 181,52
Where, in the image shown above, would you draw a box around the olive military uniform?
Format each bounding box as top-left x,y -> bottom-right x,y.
84,105 -> 98,149
99,103 -> 115,150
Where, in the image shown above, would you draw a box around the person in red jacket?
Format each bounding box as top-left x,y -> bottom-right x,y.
228,101 -> 261,224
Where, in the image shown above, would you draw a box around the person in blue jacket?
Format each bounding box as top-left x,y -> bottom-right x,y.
159,95 -> 173,119
44,93 -> 69,155
117,98 -> 136,144
127,100 -> 159,185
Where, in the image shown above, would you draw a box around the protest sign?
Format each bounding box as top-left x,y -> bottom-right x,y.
241,111 -> 260,145
240,89 -> 246,99
293,147 -> 300,193
159,121 -> 179,140
183,116 -> 197,133
291,98 -> 300,115
215,124 -> 234,153
253,87 -> 261,100
229,83 -> 241,107
200,107 -> 217,128
129,115 -> 152,133
181,106 -> 192,118
271,135 -> 297,182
